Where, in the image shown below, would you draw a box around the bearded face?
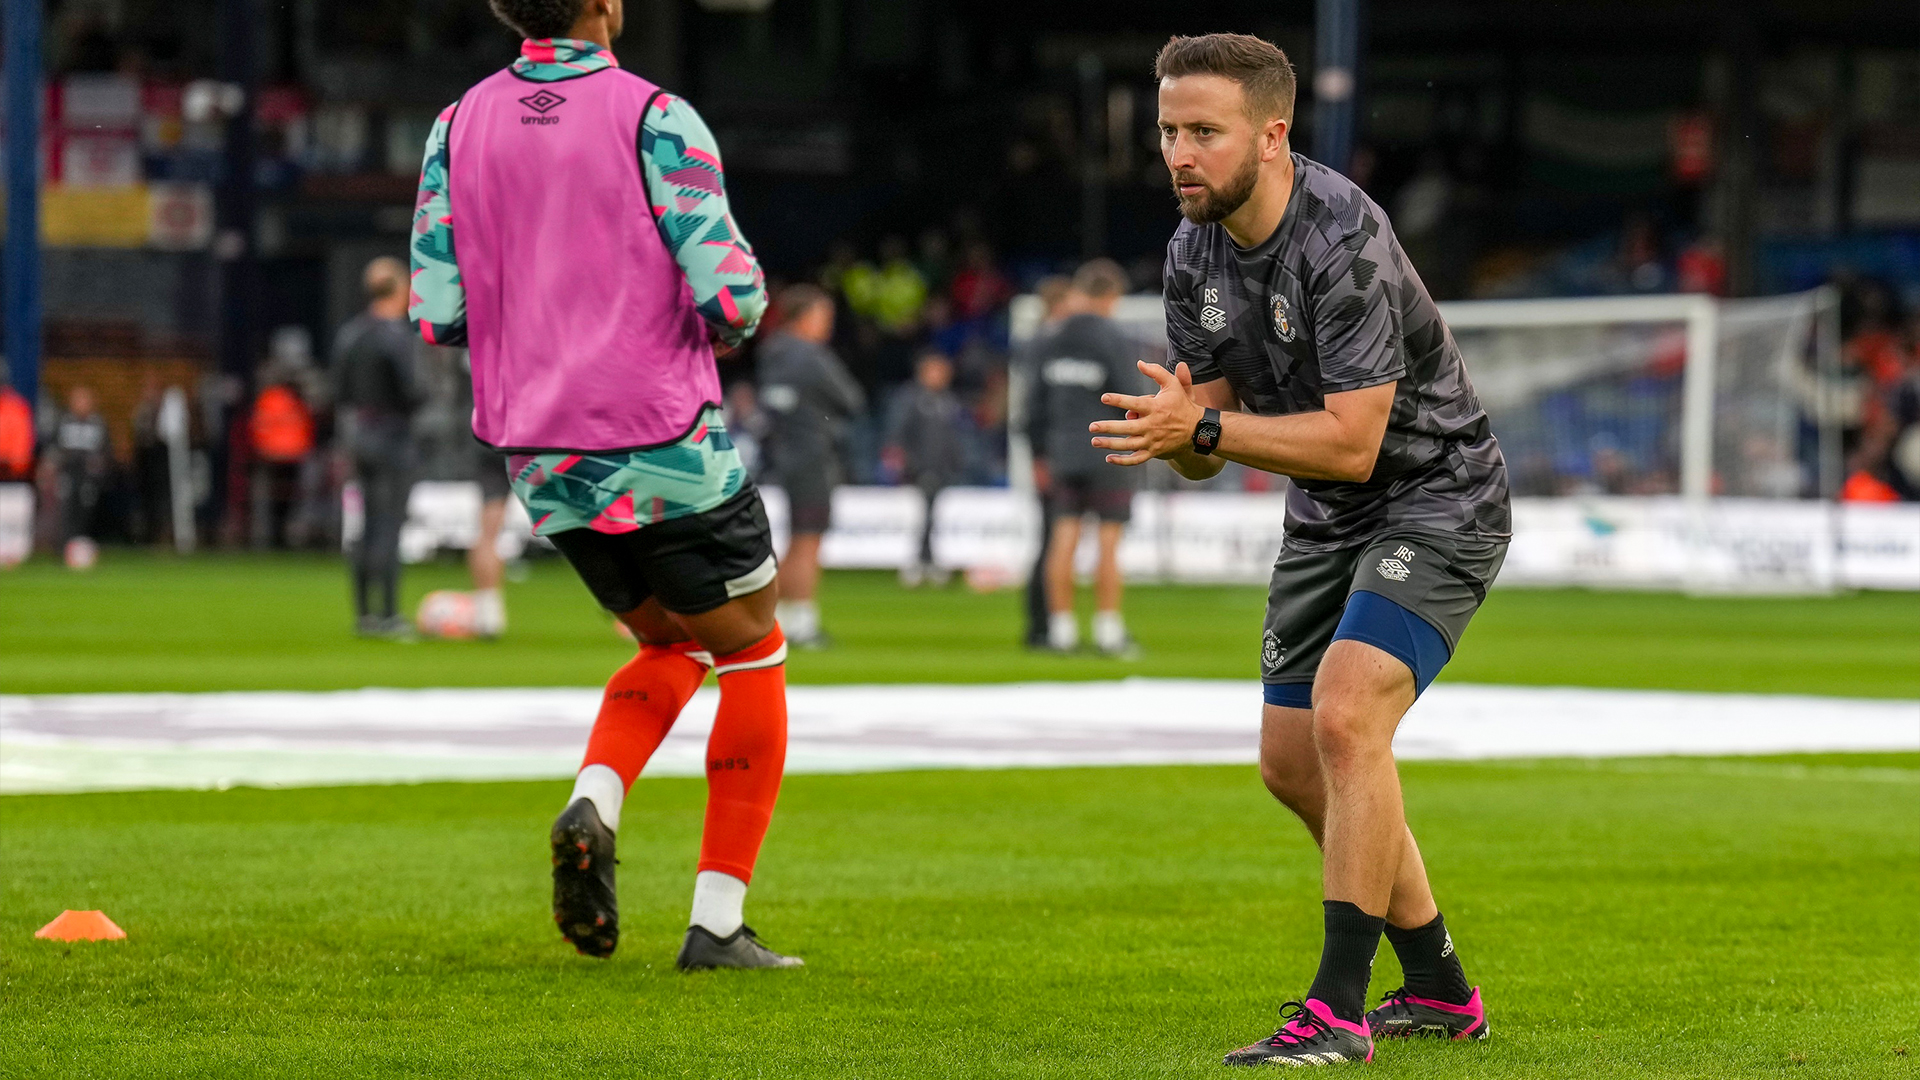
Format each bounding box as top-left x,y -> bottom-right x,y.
1171,141 -> 1261,224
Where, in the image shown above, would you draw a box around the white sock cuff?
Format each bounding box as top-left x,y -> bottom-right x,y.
689,870 -> 748,937
714,642 -> 787,676
569,764 -> 626,833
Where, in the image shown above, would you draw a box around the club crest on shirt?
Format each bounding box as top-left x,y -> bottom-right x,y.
1271,295 -> 1297,342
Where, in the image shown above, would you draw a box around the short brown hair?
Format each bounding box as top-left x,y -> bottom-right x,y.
777,283 -> 831,321
363,256 -> 406,301
1072,258 -> 1129,299
1153,34 -> 1296,125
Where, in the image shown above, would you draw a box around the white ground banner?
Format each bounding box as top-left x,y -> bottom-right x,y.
369,482 -> 1916,592
768,488 -> 1917,593
3,681 -> 1915,794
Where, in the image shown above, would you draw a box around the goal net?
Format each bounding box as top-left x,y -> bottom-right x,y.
1443,289 -> 1838,503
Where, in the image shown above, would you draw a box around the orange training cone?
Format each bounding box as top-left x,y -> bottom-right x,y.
34,910 -> 126,942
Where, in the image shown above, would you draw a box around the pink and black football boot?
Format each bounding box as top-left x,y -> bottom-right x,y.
1365,986 -> 1489,1041
1224,999 -> 1373,1067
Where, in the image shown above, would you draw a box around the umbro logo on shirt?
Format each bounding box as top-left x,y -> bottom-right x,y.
519,90 -> 566,125
1200,305 -> 1227,333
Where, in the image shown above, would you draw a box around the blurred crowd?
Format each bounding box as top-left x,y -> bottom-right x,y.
0,229 -> 1069,562
1837,277 -> 1920,502
5,238 -> 1918,573
721,225 -> 1028,493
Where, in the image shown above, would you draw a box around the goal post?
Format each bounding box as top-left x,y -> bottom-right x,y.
1436,294 -> 1721,502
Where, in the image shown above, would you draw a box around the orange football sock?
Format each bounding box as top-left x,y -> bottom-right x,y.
582,640 -> 712,787
698,626 -> 789,884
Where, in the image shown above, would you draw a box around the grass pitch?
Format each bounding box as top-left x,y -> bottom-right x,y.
4,756 -> 1916,1078
1,552 -> 1915,697
4,554 -> 1917,1076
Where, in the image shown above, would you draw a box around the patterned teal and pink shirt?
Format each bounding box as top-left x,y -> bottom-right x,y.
410,39 -> 764,536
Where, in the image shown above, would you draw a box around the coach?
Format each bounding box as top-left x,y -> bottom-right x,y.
1092,33 -> 1512,1068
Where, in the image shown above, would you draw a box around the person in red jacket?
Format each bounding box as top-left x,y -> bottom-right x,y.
0,373 -> 33,483
249,376 -> 316,549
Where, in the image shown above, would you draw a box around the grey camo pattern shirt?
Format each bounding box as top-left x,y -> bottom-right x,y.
1163,153 -> 1511,552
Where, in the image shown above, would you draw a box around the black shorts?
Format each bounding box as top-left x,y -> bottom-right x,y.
474,446 -> 512,502
1049,470 -> 1134,524
1261,529 -> 1507,702
782,463 -> 837,535
548,488 -> 778,616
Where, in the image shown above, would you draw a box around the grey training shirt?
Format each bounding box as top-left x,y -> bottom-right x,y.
1163,153 -> 1511,551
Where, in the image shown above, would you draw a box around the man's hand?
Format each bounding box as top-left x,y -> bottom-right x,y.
1090,361 -> 1206,467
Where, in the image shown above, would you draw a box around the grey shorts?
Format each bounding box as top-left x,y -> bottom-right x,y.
474,446 -> 512,501
1261,529 -> 1507,691
1048,468 -> 1134,523
779,459 -> 838,535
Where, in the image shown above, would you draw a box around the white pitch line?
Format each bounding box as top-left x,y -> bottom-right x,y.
1,680 -> 1914,794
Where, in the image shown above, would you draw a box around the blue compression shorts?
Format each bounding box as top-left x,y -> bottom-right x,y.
1261,590 -> 1452,709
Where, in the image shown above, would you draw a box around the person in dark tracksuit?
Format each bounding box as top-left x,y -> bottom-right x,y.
1027,259 -> 1145,655
333,257 -> 424,638
758,284 -> 865,648
885,348 -> 967,586
1017,274 -> 1075,646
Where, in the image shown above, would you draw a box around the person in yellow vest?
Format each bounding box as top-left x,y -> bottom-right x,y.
842,235 -> 928,388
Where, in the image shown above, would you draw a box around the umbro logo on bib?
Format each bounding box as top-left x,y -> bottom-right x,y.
519,90 -> 566,125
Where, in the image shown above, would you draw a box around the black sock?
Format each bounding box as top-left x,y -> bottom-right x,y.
1307,900 -> 1385,1023
1384,912 -> 1473,1006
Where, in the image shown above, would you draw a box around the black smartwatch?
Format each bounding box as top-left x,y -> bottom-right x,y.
1192,407 -> 1222,456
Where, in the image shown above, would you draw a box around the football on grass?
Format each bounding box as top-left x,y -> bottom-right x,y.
416,590 -> 478,639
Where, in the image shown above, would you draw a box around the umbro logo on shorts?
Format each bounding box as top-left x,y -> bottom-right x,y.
1377,544 -> 1418,581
